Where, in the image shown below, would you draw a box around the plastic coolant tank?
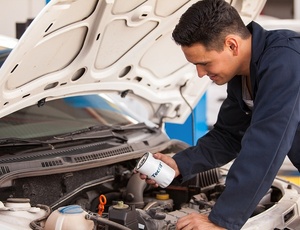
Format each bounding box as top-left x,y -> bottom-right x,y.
44,205 -> 94,230
0,199 -> 47,230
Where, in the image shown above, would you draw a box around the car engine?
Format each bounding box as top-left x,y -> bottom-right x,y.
0,153 -> 300,230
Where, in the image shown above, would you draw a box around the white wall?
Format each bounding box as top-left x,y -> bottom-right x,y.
294,0 -> 300,19
0,0 -> 45,38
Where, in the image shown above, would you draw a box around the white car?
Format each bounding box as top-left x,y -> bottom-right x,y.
1,0 -> 300,230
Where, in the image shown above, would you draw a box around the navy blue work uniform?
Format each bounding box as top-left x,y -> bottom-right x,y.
173,21 -> 300,229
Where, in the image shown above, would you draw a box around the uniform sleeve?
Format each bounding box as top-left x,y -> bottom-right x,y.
173,77 -> 251,181
209,47 -> 300,229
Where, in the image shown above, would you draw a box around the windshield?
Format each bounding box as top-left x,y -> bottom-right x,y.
0,48 -> 11,67
0,94 -> 139,139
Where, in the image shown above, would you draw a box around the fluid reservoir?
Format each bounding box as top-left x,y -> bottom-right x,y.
144,191 -> 174,211
0,198 -> 47,230
44,205 -> 94,230
108,201 -> 138,230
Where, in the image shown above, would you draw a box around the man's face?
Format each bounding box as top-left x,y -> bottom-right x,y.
181,42 -> 239,85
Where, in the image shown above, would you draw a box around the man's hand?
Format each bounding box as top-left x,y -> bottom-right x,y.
176,213 -> 226,230
139,152 -> 180,187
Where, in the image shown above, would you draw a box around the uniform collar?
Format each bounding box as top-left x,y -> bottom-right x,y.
247,21 -> 267,100
247,21 -> 267,64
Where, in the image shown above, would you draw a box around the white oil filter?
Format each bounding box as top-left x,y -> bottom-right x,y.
136,152 -> 175,188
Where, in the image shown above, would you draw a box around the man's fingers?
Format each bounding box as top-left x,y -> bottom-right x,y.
139,173 -> 158,186
146,178 -> 159,187
140,173 -> 147,179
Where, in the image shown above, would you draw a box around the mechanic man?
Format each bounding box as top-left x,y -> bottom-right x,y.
140,0 -> 300,229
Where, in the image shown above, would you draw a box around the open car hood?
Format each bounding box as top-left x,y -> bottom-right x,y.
0,0 -> 266,124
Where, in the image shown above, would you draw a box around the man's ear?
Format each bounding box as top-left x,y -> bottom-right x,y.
225,36 -> 238,55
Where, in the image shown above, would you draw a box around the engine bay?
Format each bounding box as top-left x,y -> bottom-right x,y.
0,154 -> 300,230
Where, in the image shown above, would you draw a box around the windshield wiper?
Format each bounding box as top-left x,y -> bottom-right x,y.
0,130 -> 127,148
0,123 -> 155,148
54,123 -> 155,140
54,129 -> 128,142
110,123 -> 156,132
0,137 -> 55,148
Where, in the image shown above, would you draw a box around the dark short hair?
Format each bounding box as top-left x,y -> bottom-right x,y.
172,0 -> 251,51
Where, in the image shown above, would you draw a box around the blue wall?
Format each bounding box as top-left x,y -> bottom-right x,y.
165,94 -> 207,146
